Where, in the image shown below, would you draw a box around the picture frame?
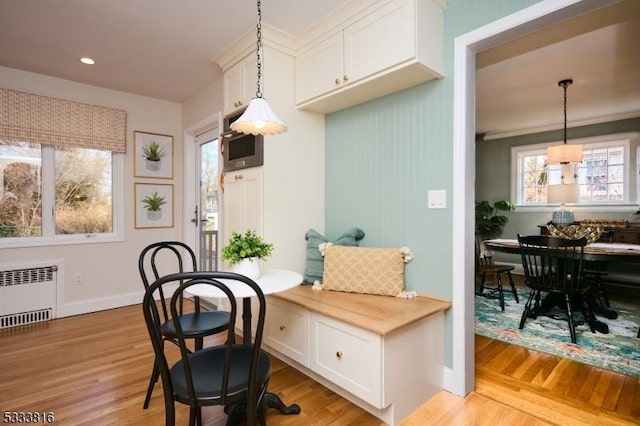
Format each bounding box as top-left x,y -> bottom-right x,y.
134,131 -> 173,179
135,183 -> 174,229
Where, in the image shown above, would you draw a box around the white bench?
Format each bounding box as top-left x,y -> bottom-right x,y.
263,285 -> 451,425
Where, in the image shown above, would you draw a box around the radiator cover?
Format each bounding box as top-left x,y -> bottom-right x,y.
0,264 -> 58,329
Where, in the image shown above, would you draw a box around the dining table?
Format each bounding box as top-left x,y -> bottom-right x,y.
483,238 -> 640,335
186,268 -> 303,420
483,239 -> 640,263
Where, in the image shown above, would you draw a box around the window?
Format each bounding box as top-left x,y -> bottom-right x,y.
0,88 -> 126,247
0,141 -> 123,247
513,134 -> 636,207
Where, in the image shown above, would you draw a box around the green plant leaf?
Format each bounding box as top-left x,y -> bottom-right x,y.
221,229 -> 274,265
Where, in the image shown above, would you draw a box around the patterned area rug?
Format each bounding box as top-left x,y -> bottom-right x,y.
475,287 -> 640,377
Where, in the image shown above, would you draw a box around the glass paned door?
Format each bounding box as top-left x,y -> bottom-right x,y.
195,128 -> 220,271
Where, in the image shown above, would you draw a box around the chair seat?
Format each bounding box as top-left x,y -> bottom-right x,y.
170,344 -> 272,405
161,310 -> 230,339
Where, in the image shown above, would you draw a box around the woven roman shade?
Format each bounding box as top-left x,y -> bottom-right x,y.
0,88 -> 127,153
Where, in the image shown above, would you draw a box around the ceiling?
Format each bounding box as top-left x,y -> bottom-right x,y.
0,0 -> 349,102
1,0 -> 639,137
476,0 -> 640,139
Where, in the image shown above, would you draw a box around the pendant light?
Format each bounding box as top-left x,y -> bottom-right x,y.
230,0 -> 287,136
547,79 -> 582,164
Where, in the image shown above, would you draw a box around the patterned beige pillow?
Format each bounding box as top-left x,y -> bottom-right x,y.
322,245 -> 405,296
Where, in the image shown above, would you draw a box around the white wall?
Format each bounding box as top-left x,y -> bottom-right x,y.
0,66 -> 183,317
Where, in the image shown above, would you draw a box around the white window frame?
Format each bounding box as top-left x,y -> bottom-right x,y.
0,145 -> 124,248
511,132 -> 639,212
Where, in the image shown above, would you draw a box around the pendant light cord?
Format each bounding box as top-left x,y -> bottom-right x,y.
255,0 -> 263,98
558,78 -> 572,145
563,82 -> 567,144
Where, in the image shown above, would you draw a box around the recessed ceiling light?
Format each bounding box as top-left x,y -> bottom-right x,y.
80,57 -> 95,65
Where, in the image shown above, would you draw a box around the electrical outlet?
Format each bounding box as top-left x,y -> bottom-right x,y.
74,272 -> 83,285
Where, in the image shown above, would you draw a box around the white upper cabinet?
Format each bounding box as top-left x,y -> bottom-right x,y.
295,0 -> 445,113
223,54 -> 258,115
295,32 -> 344,103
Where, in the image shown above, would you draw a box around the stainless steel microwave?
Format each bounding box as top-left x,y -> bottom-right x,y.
222,108 -> 264,172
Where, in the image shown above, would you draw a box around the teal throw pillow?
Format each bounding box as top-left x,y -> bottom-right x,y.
303,227 -> 365,284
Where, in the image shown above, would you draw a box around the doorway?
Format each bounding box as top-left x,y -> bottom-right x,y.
452,0 -> 618,396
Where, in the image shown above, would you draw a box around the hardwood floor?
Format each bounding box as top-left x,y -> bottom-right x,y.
0,304 -> 638,425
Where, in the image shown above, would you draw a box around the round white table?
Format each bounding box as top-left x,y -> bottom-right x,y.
186,268 -> 302,300
186,268 -> 303,419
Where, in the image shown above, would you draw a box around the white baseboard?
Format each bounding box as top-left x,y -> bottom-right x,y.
56,291 -> 144,318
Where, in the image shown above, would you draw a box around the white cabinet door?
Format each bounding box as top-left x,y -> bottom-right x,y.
295,31 -> 344,104
223,55 -> 258,115
222,167 -> 263,256
265,297 -> 310,366
344,0 -> 414,84
311,313 -> 382,407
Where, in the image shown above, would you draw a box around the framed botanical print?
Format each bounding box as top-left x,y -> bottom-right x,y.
135,183 -> 174,229
134,131 -> 173,179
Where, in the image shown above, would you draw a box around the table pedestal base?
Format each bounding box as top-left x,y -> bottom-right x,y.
225,392 -> 300,425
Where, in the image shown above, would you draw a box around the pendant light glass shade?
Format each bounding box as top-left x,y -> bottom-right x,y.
547,143 -> 582,164
231,0 -> 286,136
547,79 -> 582,164
230,97 -> 287,135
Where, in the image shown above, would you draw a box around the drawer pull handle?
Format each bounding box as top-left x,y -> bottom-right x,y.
343,75 -> 349,82
336,351 -> 343,359
279,325 -> 286,331
235,174 -> 243,180
335,78 -> 341,85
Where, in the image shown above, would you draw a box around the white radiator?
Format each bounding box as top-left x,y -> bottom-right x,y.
0,263 -> 58,329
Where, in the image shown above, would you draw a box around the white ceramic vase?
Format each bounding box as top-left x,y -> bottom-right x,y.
231,257 -> 261,280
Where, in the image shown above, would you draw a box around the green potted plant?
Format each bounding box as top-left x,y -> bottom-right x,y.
141,192 -> 166,221
221,229 -> 274,279
475,200 -> 515,239
142,141 -> 166,171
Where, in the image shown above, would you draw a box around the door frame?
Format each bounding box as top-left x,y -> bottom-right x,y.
451,0 -> 618,396
182,112 -> 222,255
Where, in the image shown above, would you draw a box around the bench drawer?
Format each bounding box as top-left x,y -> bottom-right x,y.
310,312 -> 383,407
265,297 -> 310,367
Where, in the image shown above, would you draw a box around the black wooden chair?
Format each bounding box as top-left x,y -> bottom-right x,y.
517,234 -> 596,344
142,271 -> 271,426
139,241 -> 230,410
475,235 -> 519,311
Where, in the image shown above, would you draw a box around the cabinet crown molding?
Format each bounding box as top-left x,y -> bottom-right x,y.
215,23 -> 295,72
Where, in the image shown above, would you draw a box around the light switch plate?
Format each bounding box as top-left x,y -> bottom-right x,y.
428,190 -> 446,209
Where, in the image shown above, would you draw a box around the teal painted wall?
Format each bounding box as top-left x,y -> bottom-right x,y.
325,0 -> 540,367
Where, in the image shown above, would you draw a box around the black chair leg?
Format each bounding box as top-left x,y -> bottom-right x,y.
519,290 -> 535,329
506,272 -> 519,303
478,273 -> 486,295
496,272 -> 505,311
143,360 -> 160,409
565,293 -> 577,344
188,406 -> 197,426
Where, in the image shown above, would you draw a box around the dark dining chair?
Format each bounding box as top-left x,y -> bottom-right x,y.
475,235 -> 519,311
517,234 -> 596,344
142,271 -> 272,426
139,241 -> 230,410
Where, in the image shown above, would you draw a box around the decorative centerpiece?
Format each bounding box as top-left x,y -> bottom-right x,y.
546,222 -> 603,244
221,229 -> 274,279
